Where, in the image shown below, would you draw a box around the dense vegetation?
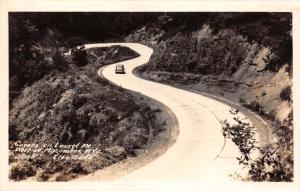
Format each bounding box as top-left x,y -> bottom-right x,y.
9,13 -> 163,181
9,12 -> 159,103
209,13 -> 292,72
9,45 -> 165,181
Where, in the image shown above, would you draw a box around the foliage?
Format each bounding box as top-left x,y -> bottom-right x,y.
72,48 -> 88,67
209,13 -> 292,72
9,47 -> 162,181
248,113 -> 293,181
243,100 -> 264,114
242,101 -> 277,122
222,109 -> 257,165
9,44 -> 69,103
144,29 -> 251,76
9,15 -> 69,103
222,109 -> 293,181
9,12 -> 161,43
10,162 -> 36,181
280,86 -> 292,102
249,143 -> 293,181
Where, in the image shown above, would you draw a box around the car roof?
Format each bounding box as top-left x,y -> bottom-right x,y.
116,64 -> 124,67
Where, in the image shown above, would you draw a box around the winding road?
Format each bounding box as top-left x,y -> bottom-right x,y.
80,43 -> 262,182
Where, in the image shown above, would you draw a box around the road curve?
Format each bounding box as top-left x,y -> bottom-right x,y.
82,43 -> 251,182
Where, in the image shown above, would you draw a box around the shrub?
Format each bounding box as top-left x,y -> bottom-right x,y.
10,162 -> 36,181
243,100 -> 264,114
280,86 -> 292,102
222,110 -> 257,165
72,48 -> 88,67
52,50 -> 68,71
222,108 -> 293,181
249,143 -> 293,181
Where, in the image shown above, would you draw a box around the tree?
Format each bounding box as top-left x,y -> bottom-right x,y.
72,48 -> 88,67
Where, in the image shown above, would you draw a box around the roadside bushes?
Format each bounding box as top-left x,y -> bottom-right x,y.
242,101 -> 277,122
222,109 -> 257,165
249,143 -> 293,181
222,109 -> 293,181
243,101 -> 263,114
280,86 -> 292,102
10,162 -> 36,181
72,47 -> 88,67
249,113 -> 293,181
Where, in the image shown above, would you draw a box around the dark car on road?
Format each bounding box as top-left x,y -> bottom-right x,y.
115,64 -> 125,74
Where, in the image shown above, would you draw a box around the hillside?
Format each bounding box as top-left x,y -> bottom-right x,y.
125,13 -> 293,181
9,44 -> 167,181
9,13 -> 181,181
8,12 -> 293,182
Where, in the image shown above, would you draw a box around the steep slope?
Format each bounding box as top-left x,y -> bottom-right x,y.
125,13 -> 293,181
9,46 -> 169,181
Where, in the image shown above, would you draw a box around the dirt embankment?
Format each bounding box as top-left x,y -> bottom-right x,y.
9,46 -> 177,181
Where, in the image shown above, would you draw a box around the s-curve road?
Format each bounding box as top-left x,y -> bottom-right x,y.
82,43 -> 253,183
